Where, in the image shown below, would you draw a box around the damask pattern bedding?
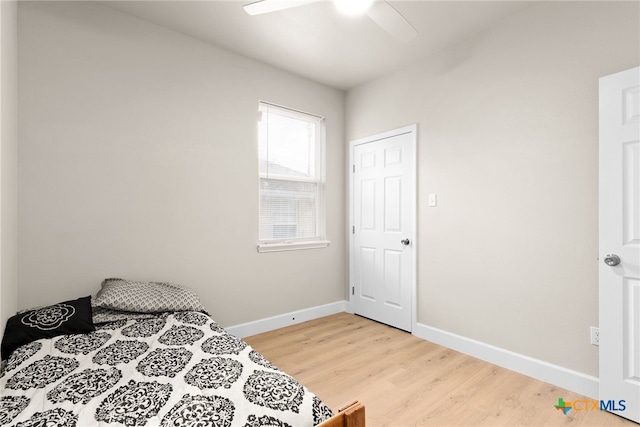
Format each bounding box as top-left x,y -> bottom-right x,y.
0,309 -> 333,426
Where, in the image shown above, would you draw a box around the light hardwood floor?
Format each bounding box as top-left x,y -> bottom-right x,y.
244,313 -> 637,427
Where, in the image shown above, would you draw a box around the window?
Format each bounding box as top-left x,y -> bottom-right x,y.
257,102 -> 328,252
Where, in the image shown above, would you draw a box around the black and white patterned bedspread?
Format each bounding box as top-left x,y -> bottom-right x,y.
0,311 -> 333,426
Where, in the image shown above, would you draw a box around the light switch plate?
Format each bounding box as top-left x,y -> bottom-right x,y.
428,194 -> 437,207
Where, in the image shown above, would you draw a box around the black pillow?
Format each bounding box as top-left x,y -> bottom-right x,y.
1,296 -> 95,360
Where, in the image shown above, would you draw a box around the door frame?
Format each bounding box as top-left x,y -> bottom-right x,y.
348,124 -> 417,330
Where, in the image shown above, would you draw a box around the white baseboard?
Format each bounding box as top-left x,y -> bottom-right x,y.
228,307 -> 598,399
412,322 -> 599,399
226,300 -> 349,339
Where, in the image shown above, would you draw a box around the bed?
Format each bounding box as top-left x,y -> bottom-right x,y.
0,279 -> 365,426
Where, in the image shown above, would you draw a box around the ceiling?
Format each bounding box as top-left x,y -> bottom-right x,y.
102,0 -> 537,90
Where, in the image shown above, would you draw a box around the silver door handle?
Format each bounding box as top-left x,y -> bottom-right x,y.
401,239 -> 410,246
604,254 -> 621,266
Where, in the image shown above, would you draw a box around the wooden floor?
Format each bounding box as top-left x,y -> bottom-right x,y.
244,313 -> 637,427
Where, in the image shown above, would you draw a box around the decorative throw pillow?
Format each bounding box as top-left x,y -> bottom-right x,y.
92,278 -> 206,314
1,296 -> 95,360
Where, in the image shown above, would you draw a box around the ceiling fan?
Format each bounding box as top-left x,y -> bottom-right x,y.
243,0 -> 417,43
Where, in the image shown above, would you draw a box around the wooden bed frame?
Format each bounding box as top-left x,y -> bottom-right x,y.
319,401 -> 365,427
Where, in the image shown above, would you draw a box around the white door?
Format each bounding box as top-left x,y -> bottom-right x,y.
350,125 -> 416,332
599,66 -> 640,423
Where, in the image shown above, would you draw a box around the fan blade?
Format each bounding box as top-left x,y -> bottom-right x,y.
243,0 -> 320,16
366,1 -> 417,43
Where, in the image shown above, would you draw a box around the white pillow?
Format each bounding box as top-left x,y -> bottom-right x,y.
93,278 -> 206,314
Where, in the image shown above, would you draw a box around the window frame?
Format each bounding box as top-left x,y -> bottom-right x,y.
256,101 -> 329,253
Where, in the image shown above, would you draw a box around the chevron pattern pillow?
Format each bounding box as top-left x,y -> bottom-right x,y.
93,278 -> 206,314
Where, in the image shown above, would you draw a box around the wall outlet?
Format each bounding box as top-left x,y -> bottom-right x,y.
590,326 -> 600,346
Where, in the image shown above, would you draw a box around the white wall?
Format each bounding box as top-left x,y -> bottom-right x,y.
1,0 -> 18,334
18,1 -> 346,327
346,1 -> 639,377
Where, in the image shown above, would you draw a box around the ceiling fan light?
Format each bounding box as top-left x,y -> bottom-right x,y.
333,0 -> 374,16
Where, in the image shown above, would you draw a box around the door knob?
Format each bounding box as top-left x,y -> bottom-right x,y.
401,239 -> 410,246
604,254 -> 621,266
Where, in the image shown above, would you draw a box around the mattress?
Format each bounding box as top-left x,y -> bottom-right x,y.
0,307 -> 333,426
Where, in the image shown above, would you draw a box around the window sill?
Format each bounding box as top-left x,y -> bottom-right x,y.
257,240 -> 330,253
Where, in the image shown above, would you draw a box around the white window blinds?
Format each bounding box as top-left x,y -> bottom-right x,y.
258,102 -> 326,246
